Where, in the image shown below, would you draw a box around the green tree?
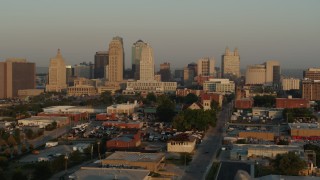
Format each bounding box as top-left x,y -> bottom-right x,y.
12,169 -> 27,180
156,95 -> 175,122
146,93 -> 157,103
253,95 -> 276,107
273,152 -> 307,175
304,144 -> 320,166
33,162 -> 53,180
7,135 -> 17,147
184,93 -> 198,104
100,91 -> 113,105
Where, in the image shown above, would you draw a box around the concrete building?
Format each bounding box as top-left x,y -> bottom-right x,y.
159,62 -> 171,82
289,123 -> 320,139
132,40 -> 147,80
245,65 -> 266,85
69,167 -> 151,180
230,144 -> 303,160
73,62 -> 94,79
67,78 -> 98,96
235,98 -> 254,109
106,129 -> 141,150
108,36 -> 124,82
124,80 -> 177,94
0,58 -> 36,98
221,47 -> 240,78
106,101 -> 139,115
94,51 -> 109,79
238,131 -> 274,141
252,108 -> 283,119
18,116 -> 70,128
167,133 -> 197,153
183,66 -> 195,86
46,49 -> 67,92
302,80 -> 320,101
197,57 -> 215,76
276,97 -> 310,109
282,78 -> 300,91
245,60 -> 280,86
140,43 -> 154,81
66,65 -> 75,86
203,78 -> 235,94
304,67 -> 320,80
265,60 -> 281,85
101,151 -> 165,171
18,89 -> 44,99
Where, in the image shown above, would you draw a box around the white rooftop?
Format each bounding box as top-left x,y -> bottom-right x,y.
105,151 -> 164,162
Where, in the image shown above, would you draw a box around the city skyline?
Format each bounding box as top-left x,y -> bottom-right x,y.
0,1 -> 319,70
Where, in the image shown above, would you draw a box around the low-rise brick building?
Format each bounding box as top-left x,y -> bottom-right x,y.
276,97 -> 310,109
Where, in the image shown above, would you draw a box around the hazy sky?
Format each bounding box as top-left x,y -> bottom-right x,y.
0,0 -> 319,70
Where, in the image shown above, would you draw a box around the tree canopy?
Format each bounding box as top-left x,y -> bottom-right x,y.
156,95 -> 175,122
272,152 -> 307,176
184,93 -> 198,104
173,109 -> 217,131
253,95 -> 276,107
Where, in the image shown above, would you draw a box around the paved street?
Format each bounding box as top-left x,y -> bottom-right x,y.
182,103 -> 232,180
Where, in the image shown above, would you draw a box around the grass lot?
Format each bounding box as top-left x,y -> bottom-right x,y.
206,162 -> 220,180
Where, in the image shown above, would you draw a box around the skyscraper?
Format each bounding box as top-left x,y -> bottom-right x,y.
159,62 -> 171,82
0,58 -> 35,98
221,47 -> 240,79
94,51 -> 109,79
140,43 -> 154,81
265,60 -> 280,85
132,40 -> 147,80
245,60 -> 280,86
303,68 -> 320,80
108,37 -> 124,82
74,62 -> 94,79
46,49 -> 67,92
197,57 -> 215,76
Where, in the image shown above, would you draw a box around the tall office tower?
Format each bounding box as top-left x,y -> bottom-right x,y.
94,51 -> 109,79
183,67 -> 195,86
221,47 -> 240,79
302,80 -> 320,101
74,62 -> 94,79
245,60 -> 280,85
245,64 -> 266,85
0,58 -> 35,98
139,43 -> 155,81
303,68 -> 320,80
66,65 -> 74,86
108,37 -> 124,82
159,62 -> 171,82
282,78 -> 300,91
132,40 -> 147,80
46,49 -> 67,92
197,57 -> 215,76
187,63 -> 198,77
265,60 -> 280,85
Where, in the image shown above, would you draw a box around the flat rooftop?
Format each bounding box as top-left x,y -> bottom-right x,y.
70,167 -> 150,180
233,144 -> 302,151
288,123 -> 320,130
19,145 -> 73,163
105,151 -> 165,162
19,116 -> 68,121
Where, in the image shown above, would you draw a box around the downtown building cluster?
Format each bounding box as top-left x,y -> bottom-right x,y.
0,37 -> 320,103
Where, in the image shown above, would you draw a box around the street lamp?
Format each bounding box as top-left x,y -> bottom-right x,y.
64,154 -> 68,174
